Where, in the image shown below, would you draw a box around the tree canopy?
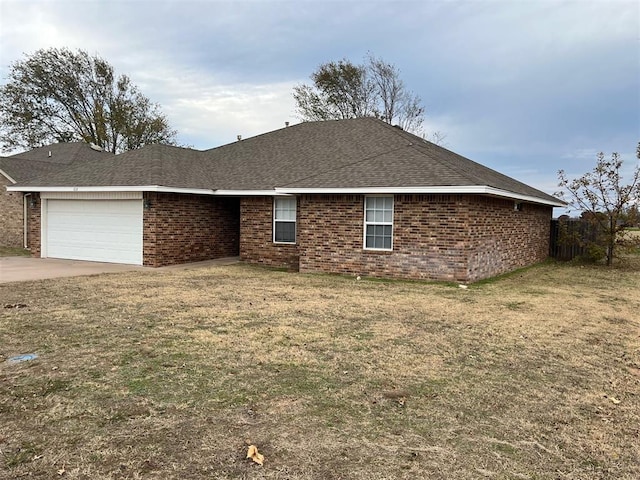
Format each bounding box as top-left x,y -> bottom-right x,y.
293,55 -> 427,135
0,48 -> 177,154
557,145 -> 640,265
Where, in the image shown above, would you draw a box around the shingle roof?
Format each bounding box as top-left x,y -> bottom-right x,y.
0,157 -> 63,183
1,142 -> 115,183
9,118 -> 563,205
9,142 -> 113,164
29,144 -> 214,189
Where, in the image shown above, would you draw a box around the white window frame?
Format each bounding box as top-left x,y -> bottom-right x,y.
273,196 -> 297,244
363,195 -> 394,251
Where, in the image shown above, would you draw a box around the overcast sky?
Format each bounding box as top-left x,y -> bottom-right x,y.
0,0 -> 638,200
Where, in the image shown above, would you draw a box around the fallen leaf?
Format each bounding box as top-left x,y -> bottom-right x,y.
57,465 -> 66,475
609,396 -> 621,405
246,445 -> 264,465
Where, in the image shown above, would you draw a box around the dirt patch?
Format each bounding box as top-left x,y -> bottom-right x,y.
1,261 -> 639,479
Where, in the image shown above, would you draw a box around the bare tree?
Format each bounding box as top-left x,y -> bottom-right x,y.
557,145 -> 640,265
367,54 -> 424,133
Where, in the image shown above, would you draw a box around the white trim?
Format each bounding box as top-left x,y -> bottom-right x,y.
0,168 -> 17,184
215,190 -> 289,196
6,183 -> 566,207
7,185 -> 216,195
7,185 -> 290,197
41,191 -> 143,200
363,195 -> 394,251
273,196 -> 297,244
41,198 -> 47,257
275,186 -> 566,207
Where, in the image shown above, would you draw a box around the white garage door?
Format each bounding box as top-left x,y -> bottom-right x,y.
45,199 -> 143,265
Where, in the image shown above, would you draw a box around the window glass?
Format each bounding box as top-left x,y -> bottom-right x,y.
364,196 -> 393,250
274,197 -> 296,243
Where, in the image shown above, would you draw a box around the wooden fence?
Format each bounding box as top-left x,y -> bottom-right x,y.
549,218 -> 599,261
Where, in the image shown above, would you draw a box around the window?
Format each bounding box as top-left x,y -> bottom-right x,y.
364,196 -> 393,250
274,197 -> 296,243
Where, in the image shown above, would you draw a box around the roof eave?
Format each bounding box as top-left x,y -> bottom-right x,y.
213,189 -> 291,196
274,185 -> 567,207
0,168 -> 17,184
5,185 -> 217,195
6,184 -> 567,207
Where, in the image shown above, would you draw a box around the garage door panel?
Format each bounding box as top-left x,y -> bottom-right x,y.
46,200 -> 143,265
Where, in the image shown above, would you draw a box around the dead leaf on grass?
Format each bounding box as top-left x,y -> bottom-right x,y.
246,445 -> 264,465
606,395 -> 621,405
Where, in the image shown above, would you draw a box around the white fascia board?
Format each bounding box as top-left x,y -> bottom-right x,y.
213,190 -> 287,196
6,185 -> 216,195
0,168 -> 17,184
274,185 -> 567,207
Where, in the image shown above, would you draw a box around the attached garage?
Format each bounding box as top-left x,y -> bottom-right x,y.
41,192 -> 143,265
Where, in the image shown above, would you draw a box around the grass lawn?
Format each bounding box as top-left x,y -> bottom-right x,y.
1,260 -> 639,479
0,246 -> 30,257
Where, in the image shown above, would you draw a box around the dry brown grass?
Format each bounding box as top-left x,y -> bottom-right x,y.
1,260 -> 639,479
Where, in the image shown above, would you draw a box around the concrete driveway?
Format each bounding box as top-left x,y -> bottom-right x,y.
0,256 -> 240,283
0,257 -> 144,283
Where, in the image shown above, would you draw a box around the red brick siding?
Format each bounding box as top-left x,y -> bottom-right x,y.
466,197 -> 551,281
0,176 -> 23,247
296,194 -> 468,281
293,194 -> 552,282
239,197 -> 299,270
143,192 -> 239,267
26,193 -> 41,256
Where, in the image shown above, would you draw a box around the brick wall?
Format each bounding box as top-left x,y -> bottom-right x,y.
291,194 -> 551,282
239,197 -> 299,270
26,193 -> 41,256
143,192 -> 240,267
297,194 -> 470,281
466,196 -> 551,281
0,176 -> 23,247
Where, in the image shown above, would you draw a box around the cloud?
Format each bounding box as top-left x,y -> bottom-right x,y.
130,65 -> 299,148
0,0 -> 637,196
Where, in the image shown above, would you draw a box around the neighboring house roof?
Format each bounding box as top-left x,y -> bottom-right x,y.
8,142 -> 112,164
1,142 -> 114,184
7,118 -> 565,206
0,157 -> 67,184
20,144 -> 212,191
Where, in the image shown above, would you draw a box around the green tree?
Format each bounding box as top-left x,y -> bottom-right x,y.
0,48 -> 177,154
557,145 -> 640,266
293,54 -> 427,136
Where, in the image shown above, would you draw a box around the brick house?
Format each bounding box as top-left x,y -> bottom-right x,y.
6,118 -> 565,282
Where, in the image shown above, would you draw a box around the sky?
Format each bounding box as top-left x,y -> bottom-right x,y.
0,0 -> 638,204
